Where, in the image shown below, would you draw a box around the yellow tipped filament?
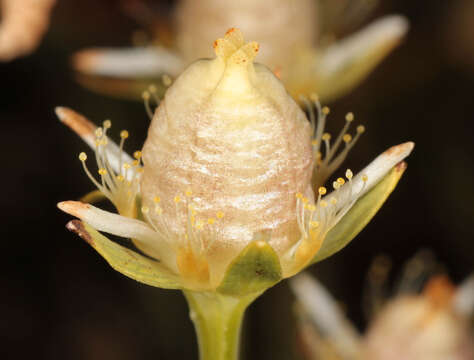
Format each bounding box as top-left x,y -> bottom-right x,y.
79,152 -> 87,161
337,177 -> 345,186
345,112 -> 354,122
133,151 -> 142,159
174,196 -> 181,203
103,120 -> 111,129
318,186 -> 327,195
162,74 -> 172,87
362,174 -> 368,182
185,188 -> 193,197
98,168 -> 107,176
216,211 -> 224,219
120,130 -> 129,139
357,125 -> 365,133
153,196 -> 161,203
207,218 -> 215,225
296,192 -> 303,199
346,169 -> 353,179
322,106 -> 330,115
141,206 -> 150,214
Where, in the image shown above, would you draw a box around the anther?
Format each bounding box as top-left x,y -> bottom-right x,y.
357,125 -> 365,134
320,200 -> 328,207
318,187 -> 327,195
330,198 -> 338,205
310,93 -> 319,102
95,128 -> 103,138
345,112 -> 354,122
216,211 -> 224,219
162,74 -> 172,87
174,196 -> 181,203
295,192 -> 303,199
149,85 -> 157,93
185,188 -> 192,197
141,206 -> 149,214
133,151 -> 142,159
306,204 -> 316,212
98,168 -> 107,176
207,218 -> 216,225
343,134 -> 352,143
120,130 -> 129,139
79,152 -> 87,161
153,196 -> 161,203
103,120 -> 111,129
123,163 -> 131,170
155,206 -> 163,215
311,139 -> 318,146
309,221 -> 319,228
362,174 -> 368,182
142,91 -> 150,100
322,133 -> 331,141
337,177 -> 345,186
333,181 -> 340,190
116,175 -> 124,182
345,169 -> 353,179
322,106 -> 330,115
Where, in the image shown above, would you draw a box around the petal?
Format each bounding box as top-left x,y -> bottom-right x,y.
58,201 -> 178,273
290,273 -> 361,358
317,15 -> 409,101
66,220 -> 182,289
73,46 -> 185,78
55,107 -> 134,175
312,160 -> 408,264
453,275 -> 474,317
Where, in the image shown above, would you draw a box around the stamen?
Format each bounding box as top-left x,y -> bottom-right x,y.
162,74 -> 172,87
142,91 -> 153,120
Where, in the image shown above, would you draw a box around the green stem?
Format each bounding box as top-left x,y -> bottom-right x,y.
183,290 -> 260,360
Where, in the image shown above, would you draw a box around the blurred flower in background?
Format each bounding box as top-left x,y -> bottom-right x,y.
291,252 -> 474,360
0,0 -> 56,61
72,0 -> 408,102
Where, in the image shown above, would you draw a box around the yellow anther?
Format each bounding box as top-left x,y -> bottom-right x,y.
195,221 -> 204,230
120,130 -> 129,139
330,198 -> 338,205
123,163 -> 131,170
311,139 -> 318,146
149,84 -> 157,93
132,160 -> 140,167
103,120 -> 111,129
98,168 -> 107,176
142,91 -> 150,100
306,204 -> 316,212
345,112 -> 354,122
174,196 -> 181,203
216,211 -> 224,219
320,200 -> 328,208
295,192 -> 303,199
133,151 -> 142,159
207,218 -> 216,225
153,196 -> 161,203
322,133 -> 331,141
309,221 -> 319,228
346,169 -> 353,179
162,74 -> 172,87
337,177 -> 345,186
185,188 -> 193,197
357,125 -> 366,134
302,197 -> 309,204
94,128 -> 103,138
155,206 -> 163,215
78,152 -> 87,161
141,206 -> 149,214
191,210 -> 197,216
137,168 -> 144,173
333,181 -> 340,190
318,187 -> 327,195
100,138 -> 108,146
316,151 -> 322,160
322,106 -> 330,115
362,174 -> 368,182
116,175 -> 125,182
343,134 -> 352,143
310,93 -> 319,102
126,181 -> 132,187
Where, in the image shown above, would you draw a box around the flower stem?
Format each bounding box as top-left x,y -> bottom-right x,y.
183,290 -> 260,360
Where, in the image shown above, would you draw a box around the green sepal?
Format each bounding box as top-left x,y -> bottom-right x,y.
217,239 -> 282,296
311,162 -> 407,264
66,220 -> 182,289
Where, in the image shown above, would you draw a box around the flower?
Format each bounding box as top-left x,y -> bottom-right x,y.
72,0 -> 408,102
0,0 -> 56,61
58,29 -> 413,293
290,254 -> 474,360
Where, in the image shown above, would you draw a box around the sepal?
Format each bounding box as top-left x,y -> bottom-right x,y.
312,161 -> 407,264
217,238 -> 282,296
66,220 -> 182,289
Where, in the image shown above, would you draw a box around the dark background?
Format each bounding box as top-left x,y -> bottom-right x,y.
2,0 -> 473,359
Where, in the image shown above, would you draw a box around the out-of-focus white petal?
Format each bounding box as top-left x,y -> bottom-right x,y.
73,46 -> 185,77
453,275 -> 474,317
290,273 -> 361,358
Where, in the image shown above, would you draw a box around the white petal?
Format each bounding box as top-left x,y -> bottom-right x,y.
55,107 -> 135,177
58,201 -> 177,272
453,275 -> 474,317
290,273 -> 361,357
73,46 -> 185,77
329,141 -> 414,214
319,15 -> 409,76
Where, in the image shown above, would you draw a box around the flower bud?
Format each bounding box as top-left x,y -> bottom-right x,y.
141,28 -> 314,286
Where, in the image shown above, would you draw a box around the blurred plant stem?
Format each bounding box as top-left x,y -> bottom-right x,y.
183,290 -> 260,360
